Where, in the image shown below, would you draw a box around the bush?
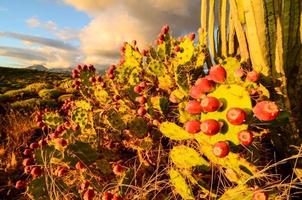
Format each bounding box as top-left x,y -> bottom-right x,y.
38,88 -> 63,99
25,82 -> 52,93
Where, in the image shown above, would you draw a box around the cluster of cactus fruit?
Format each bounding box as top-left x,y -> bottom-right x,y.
15,25 -> 285,199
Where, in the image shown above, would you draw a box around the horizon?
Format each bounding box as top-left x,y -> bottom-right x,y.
0,0 -> 200,70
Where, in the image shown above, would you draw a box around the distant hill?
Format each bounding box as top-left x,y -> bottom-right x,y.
26,64 -> 48,71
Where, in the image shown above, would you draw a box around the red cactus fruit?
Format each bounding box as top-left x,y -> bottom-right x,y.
185,120 -> 201,133
161,25 -> 169,35
135,96 -> 146,104
102,192 -> 114,200
113,194 -> 123,200
113,163 -> 124,176
29,142 -> 39,149
200,119 -> 220,136
246,70 -> 260,82
75,161 -> 85,170
212,141 -> 230,158
226,108 -> 247,125
88,64 -> 95,71
137,106 -> 147,116
83,65 -> 88,71
57,138 -> 68,147
22,158 -> 34,166
253,101 -> 279,121
57,167 -> 68,177
15,180 -> 27,189
31,166 -> 42,178
134,85 -> 143,94
83,189 -> 95,200
238,130 -> 254,146
77,64 -> 83,71
189,78 -> 215,99
234,68 -> 244,78
24,166 -> 32,174
139,81 -> 147,88
80,180 -> 90,190
189,85 -> 205,99
208,65 -> 227,83
200,96 -> 221,112
185,100 -> 203,114
89,76 -> 96,83
23,148 -> 32,156
174,45 -> 181,52
253,191 -> 268,200
38,139 -> 47,147
188,32 -> 195,41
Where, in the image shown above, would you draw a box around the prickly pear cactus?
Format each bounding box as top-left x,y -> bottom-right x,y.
18,25 -> 285,200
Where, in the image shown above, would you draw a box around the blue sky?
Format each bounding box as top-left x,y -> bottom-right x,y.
0,0 -> 200,69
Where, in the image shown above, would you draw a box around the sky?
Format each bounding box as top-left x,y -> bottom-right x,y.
0,0 -> 200,69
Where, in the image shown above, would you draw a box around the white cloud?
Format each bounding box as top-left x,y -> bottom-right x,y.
26,17 -> 40,28
62,0 -> 200,68
26,17 -> 79,41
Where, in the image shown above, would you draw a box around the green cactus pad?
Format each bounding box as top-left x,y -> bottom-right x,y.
95,159 -> 112,175
158,75 -> 174,91
198,140 -> 258,183
160,122 -> 258,182
146,60 -> 166,77
170,145 -> 209,169
222,57 -> 242,84
34,145 -> 61,165
175,38 -> 195,65
43,112 -> 64,130
106,108 -> 127,131
26,176 -> 49,200
150,96 -> 169,115
75,100 -> 92,110
94,85 -> 109,104
168,168 -> 194,200
124,43 -> 142,68
175,65 -> 189,93
219,185 -> 253,200
71,108 -> 89,128
199,84 -> 252,145
65,141 -> 99,165
128,117 -> 148,138
160,122 -> 191,140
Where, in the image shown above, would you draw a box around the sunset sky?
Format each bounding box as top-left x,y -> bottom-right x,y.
0,0 -> 200,69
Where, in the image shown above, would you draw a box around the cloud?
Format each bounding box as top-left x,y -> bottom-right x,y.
0,46 -> 47,61
63,0 -> 116,14
0,32 -> 77,51
63,0 -> 200,67
26,17 -> 79,41
26,17 -> 41,28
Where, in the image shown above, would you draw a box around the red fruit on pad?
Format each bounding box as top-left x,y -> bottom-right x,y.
253,101 -> 279,121
246,70 -> 260,82
208,65 -> 226,83
212,141 -> 230,158
226,108 -> 247,125
200,96 -> 221,112
238,130 -> 253,146
185,100 -> 203,114
200,119 -> 220,136
191,78 -> 216,99
185,120 -> 201,134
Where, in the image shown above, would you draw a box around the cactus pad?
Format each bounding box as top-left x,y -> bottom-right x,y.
170,145 -> 209,169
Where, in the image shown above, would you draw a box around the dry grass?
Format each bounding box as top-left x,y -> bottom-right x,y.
0,108 -> 38,199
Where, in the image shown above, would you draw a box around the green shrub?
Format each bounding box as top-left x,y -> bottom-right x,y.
38,88 -> 63,99
25,82 -> 52,93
